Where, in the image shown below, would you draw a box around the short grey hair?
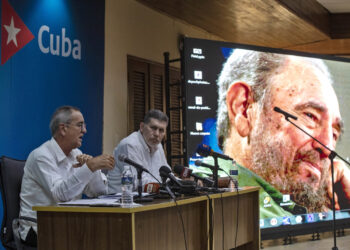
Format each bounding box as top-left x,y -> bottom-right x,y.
144,109 -> 169,125
217,49 -> 333,142
49,106 -> 80,136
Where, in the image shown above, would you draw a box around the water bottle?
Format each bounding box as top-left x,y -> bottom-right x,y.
229,160 -> 238,191
121,166 -> 134,207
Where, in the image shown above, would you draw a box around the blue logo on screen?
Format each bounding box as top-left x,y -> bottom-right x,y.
282,217 -> 291,225
307,214 -> 315,223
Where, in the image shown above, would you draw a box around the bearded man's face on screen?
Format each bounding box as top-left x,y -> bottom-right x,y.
225,56 -> 342,212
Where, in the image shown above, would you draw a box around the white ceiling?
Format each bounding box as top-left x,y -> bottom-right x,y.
316,0 -> 350,13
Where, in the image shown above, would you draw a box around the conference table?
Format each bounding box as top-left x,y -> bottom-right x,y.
33,186 -> 260,250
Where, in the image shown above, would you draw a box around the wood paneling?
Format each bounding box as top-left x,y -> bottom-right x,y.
127,56 -> 183,165
128,57 -> 149,134
136,0 -> 329,48
134,201 -> 208,250
286,38 -> 350,56
136,0 -> 350,55
149,64 -> 165,111
277,0 -> 330,35
331,13 -> 350,39
212,191 -> 260,249
35,187 -> 260,250
37,212 -> 133,250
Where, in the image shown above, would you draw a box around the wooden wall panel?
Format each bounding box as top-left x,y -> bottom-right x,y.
37,212 -> 133,250
331,13 -> 350,39
136,0 -> 329,48
286,38 -> 350,56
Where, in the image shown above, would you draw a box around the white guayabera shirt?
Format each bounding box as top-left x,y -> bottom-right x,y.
19,138 -> 107,240
108,131 -> 170,194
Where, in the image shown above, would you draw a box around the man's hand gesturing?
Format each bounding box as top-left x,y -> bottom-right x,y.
86,154 -> 115,172
73,154 -> 93,168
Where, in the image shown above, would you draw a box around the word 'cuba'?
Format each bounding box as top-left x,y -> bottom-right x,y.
38,25 -> 81,60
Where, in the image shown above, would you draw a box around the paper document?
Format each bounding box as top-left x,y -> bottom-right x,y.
98,192 -> 152,199
59,198 -> 120,207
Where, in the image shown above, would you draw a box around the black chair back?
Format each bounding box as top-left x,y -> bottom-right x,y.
0,156 -> 26,249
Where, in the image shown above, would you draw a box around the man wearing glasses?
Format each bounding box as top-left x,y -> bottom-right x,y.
18,106 -> 115,246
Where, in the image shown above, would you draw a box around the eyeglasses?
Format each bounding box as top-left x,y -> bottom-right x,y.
65,122 -> 87,132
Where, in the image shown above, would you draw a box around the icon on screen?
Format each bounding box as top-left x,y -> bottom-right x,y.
282,194 -> 290,202
263,196 -> 270,204
282,217 -> 291,225
318,213 -> 323,220
270,218 -> 277,226
193,48 -> 202,54
195,96 -> 203,105
263,196 -> 271,207
260,219 -> 264,227
307,214 -> 314,223
194,71 -> 202,80
318,212 -> 327,220
295,215 -> 303,223
196,122 -> 203,131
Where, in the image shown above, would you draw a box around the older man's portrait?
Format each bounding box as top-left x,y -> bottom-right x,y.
185,39 -> 350,224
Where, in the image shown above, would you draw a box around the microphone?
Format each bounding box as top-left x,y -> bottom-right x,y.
195,160 -> 223,171
164,185 -> 176,200
118,154 -> 150,173
174,165 -> 214,187
196,144 -> 233,161
273,107 -> 297,121
174,165 -> 192,178
159,166 -> 197,194
159,166 -> 183,187
144,183 -> 160,193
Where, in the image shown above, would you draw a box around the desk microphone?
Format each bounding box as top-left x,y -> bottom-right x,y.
160,166 -> 197,194
195,160 -> 223,171
118,154 -> 150,173
159,166 -> 183,187
196,144 -> 233,161
174,165 -> 192,178
173,165 -> 214,187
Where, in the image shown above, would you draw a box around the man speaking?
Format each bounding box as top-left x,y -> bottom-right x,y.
19,106 -> 115,246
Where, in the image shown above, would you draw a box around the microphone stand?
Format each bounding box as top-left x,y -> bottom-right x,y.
211,157 -> 226,193
164,183 -> 176,200
213,156 -> 219,189
284,116 -> 350,250
134,168 -> 153,203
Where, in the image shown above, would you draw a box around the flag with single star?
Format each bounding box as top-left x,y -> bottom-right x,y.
1,0 -> 34,64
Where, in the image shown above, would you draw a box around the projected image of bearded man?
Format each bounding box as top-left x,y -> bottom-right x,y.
216,49 -> 350,216
250,100 -> 332,212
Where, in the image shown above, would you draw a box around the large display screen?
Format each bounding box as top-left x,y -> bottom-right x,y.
183,37 -> 350,230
